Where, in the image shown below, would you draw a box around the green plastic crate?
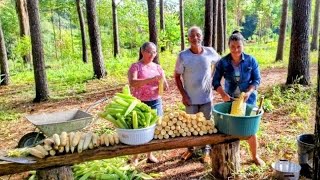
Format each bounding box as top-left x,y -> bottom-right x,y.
212,102 -> 263,136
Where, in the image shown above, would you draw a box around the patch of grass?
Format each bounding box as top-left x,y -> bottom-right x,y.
264,83 -> 315,121
0,107 -> 22,121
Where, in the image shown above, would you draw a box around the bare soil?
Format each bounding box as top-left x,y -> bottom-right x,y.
0,66 -> 316,180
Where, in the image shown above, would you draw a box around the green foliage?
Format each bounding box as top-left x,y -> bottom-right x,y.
159,14 -> 181,51
0,2 -> 19,60
72,157 -> 155,180
12,36 -> 31,60
184,0 -> 205,28
264,83 -> 315,121
262,99 -> 274,112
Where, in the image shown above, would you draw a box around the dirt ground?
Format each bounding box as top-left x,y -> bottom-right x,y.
0,66 -> 316,180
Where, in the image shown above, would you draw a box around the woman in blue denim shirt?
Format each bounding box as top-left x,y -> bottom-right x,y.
212,31 -> 265,166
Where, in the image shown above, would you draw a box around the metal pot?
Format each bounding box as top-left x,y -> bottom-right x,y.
272,160 -> 301,180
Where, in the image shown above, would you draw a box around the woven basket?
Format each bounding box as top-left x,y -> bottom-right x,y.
116,124 -> 156,145
212,102 -> 263,136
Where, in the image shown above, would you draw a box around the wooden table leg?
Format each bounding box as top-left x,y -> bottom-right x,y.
211,140 -> 240,179
36,166 -> 73,180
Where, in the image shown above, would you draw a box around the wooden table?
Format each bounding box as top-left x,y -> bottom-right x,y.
0,133 -> 246,179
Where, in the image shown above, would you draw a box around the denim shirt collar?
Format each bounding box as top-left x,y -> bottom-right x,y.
225,53 -> 245,64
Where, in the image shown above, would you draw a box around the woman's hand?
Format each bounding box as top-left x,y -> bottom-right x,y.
152,75 -> 162,82
221,93 -> 232,102
244,91 -> 252,102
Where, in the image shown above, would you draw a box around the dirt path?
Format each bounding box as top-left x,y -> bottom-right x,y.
0,66 -> 316,179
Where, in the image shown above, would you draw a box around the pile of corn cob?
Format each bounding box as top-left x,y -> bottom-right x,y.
154,110 -> 218,139
100,85 -> 158,129
25,131 -> 119,159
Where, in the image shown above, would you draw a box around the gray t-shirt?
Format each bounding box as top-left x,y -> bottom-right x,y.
175,46 -> 220,104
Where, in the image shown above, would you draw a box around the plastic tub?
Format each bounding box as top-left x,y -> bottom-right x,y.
212,102 -> 263,136
116,124 -> 156,145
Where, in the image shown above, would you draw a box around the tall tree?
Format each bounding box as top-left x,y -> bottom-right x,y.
179,0 -> 185,51
314,37 -> 320,180
85,0 -> 106,79
311,0 -> 320,51
204,0 -> 213,47
76,0 -> 88,63
112,0 -> 120,57
147,0 -> 159,64
286,0 -> 311,85
222,0 -> 227,51
275,0 -> 288,62
0,20 -> 9,85
15,0 -> 31,63
159,0 -> 165,52
27,0 -> 49,102
217,0 -> 224,54
212,0 -> 218,49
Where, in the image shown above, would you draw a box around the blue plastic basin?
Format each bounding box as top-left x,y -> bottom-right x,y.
212,102 -> 263,136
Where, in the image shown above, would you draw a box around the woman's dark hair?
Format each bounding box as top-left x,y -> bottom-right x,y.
138,42 -> 158,64
228,30 -> 245,44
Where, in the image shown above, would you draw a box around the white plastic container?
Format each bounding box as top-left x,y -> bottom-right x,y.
116,124 -> 156,145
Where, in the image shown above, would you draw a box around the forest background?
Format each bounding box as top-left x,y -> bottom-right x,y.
0,0 -> 319,179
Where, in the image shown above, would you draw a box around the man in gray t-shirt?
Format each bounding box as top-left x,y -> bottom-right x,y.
174,26 -> 220,163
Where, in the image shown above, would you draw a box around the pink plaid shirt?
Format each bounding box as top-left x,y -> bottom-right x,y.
128,61 -> 164,101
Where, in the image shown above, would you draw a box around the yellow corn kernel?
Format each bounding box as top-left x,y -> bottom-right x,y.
230,92 -> 246,116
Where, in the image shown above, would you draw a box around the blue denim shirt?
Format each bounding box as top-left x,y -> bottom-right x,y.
212,53 -> 261,105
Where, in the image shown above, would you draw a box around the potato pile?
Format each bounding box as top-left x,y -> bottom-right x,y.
28,131 -> 119,159
154,111 -> 218,139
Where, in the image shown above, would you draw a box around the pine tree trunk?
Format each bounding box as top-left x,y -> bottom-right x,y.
275,0 -> 288,62
204,0 -> 213,47
112,0 -> 120,57
212,0 -> 218,50
147,0 -> 159,64
222,0 -> 227,51
314,30 -> 320,180
211,140 -> 240,179
0,20 -> 9,85
76,0 -> 88,63
310,0 -> 320,51
286,0 -> 311,85
27,0 -> 49,102
160,0 -> 166,52
179,0 -> 185,51
15,0 -> 31,63
217,0 -> 224,54
85,0 -> 106,79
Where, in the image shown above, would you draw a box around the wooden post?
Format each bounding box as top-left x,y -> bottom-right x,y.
36,166 -> 73,180
211,140 -> 240,179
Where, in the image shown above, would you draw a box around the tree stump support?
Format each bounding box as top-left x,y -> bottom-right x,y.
36,166 -> 73,180
211,140 -> 240,179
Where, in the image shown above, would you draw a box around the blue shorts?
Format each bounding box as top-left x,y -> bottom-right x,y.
142,98 -> 163,116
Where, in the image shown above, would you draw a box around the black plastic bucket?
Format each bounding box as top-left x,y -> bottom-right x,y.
297,134 -> 315,165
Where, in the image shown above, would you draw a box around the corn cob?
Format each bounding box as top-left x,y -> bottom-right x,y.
230,92 -> 246,116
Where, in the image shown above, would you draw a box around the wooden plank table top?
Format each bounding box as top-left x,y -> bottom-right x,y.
0,133 -> 247,176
